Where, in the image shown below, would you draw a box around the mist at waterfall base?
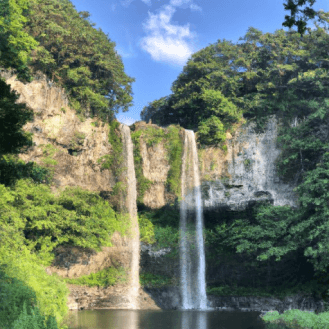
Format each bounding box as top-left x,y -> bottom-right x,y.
64,309 -> 270,329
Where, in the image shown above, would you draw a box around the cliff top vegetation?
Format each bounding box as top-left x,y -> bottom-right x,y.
0,0 -> 134,122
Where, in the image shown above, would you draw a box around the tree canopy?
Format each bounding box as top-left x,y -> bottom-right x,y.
0,79 -> 33,156
0,0 -> 134,121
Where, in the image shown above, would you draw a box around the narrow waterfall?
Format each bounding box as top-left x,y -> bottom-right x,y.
180,129 -> 207,309
120,124 -> 140,309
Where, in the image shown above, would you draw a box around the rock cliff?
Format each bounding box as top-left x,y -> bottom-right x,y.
3,72 -> 156,310
4,71 -> 317,313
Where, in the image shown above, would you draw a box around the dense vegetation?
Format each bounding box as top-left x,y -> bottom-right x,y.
0,0 -> 134,121
262,309 -> 329,329
1,0 -> 329,327
0,76 -> 129,328
141,18 -> 329,144
131,123 -> 184,203
141,16 -> 329,322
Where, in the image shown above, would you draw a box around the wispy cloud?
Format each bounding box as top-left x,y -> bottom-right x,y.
121,0 -> 134,8
170,0 -> 201,11
116,114 -> 137,126
140,3 -> 199,66
189,3 -> 201,11
110,3 -> 117,11
116,43 -> 136,58
121,0 -> 151,7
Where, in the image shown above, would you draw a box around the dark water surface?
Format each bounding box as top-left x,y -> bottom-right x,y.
64,309 -> 275,329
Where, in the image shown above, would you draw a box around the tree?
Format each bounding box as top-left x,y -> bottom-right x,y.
283,0 -> 318,34
0,0 -> 38,78
0,79 -> 33,156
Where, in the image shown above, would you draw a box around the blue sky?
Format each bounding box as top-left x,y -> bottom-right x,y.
70,0 -> 329,125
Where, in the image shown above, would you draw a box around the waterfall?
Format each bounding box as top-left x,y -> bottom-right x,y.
180,129 -> 207,310
120,124 -> 140,309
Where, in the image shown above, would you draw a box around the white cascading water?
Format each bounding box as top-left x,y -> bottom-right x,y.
180,129 -> 207,309
120,124 -> 140,309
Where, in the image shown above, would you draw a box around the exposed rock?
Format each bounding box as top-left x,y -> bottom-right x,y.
140,243 -> 179,280
47,232 -> 131,278
134,117 -> 296,212
67,285 -> 160,310
3,72 -> 147,309
208,294 -> 325,314
132,122 -> 177,208
144,288 -> 325,314
4,72 -> 113,193
200,116 -> 296,212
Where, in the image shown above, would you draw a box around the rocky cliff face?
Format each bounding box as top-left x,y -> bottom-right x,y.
3,71 -> 113,193
134,117 -> 296,212
5,71 -> 306,312
3,72 -> 151,310
200,116 -> 296,211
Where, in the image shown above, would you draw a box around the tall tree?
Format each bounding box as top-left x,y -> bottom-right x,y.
0,79 -> 33,156
283,0 -> 318,34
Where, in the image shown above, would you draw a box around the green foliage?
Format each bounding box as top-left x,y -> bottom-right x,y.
138,208 -> 179,257
64,267 -> 127,287
41,144 -> 59,170
0,269 -> 39,328
282,0 -> 317,35
24,0 -> 134,120
0,79 -> 34,156
207,278 -> 323,300
197,116 -> 226,146
153,226 -> 179,254
243,158 -> 252,169
138,214 -> 155,244
98,120 -> 123,172
131,124 -> 183,202
139,206 -> 180,229
0,179 -> 129,266
262,309 -> 329,329
0,0 -> 134,119
165,125 -> 183,196
11,302 -> 58,329
277,117 -> 327,182
97,120 -> 129,210
142,26 -> 329,146
0,155 -> 52,186
140,273 -> 174,288
0,247 -> 69,325
0,0 -> 38,78
130,129 -> 152,204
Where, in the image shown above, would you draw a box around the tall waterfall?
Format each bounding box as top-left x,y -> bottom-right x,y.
120,124 -> 140,309
180,129 -> 207,309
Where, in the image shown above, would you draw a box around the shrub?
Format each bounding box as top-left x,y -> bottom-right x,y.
64,267 -> 127,287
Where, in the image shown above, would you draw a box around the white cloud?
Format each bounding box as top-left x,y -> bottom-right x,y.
121,0 -> 151,6
116,114 -> 137,126
189,3 -> 201,11
121,0 -> 134,7
170,0 -> 191,6
140,4 -> 196,66
116,43 -> 136,58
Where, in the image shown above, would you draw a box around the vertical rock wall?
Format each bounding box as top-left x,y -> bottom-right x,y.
200,116 -> 296,211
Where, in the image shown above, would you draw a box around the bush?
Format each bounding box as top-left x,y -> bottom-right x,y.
139,214 -> 155,244
64,267 -> 127,287
0,269 -> 59,329
262,309 -> 329,329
